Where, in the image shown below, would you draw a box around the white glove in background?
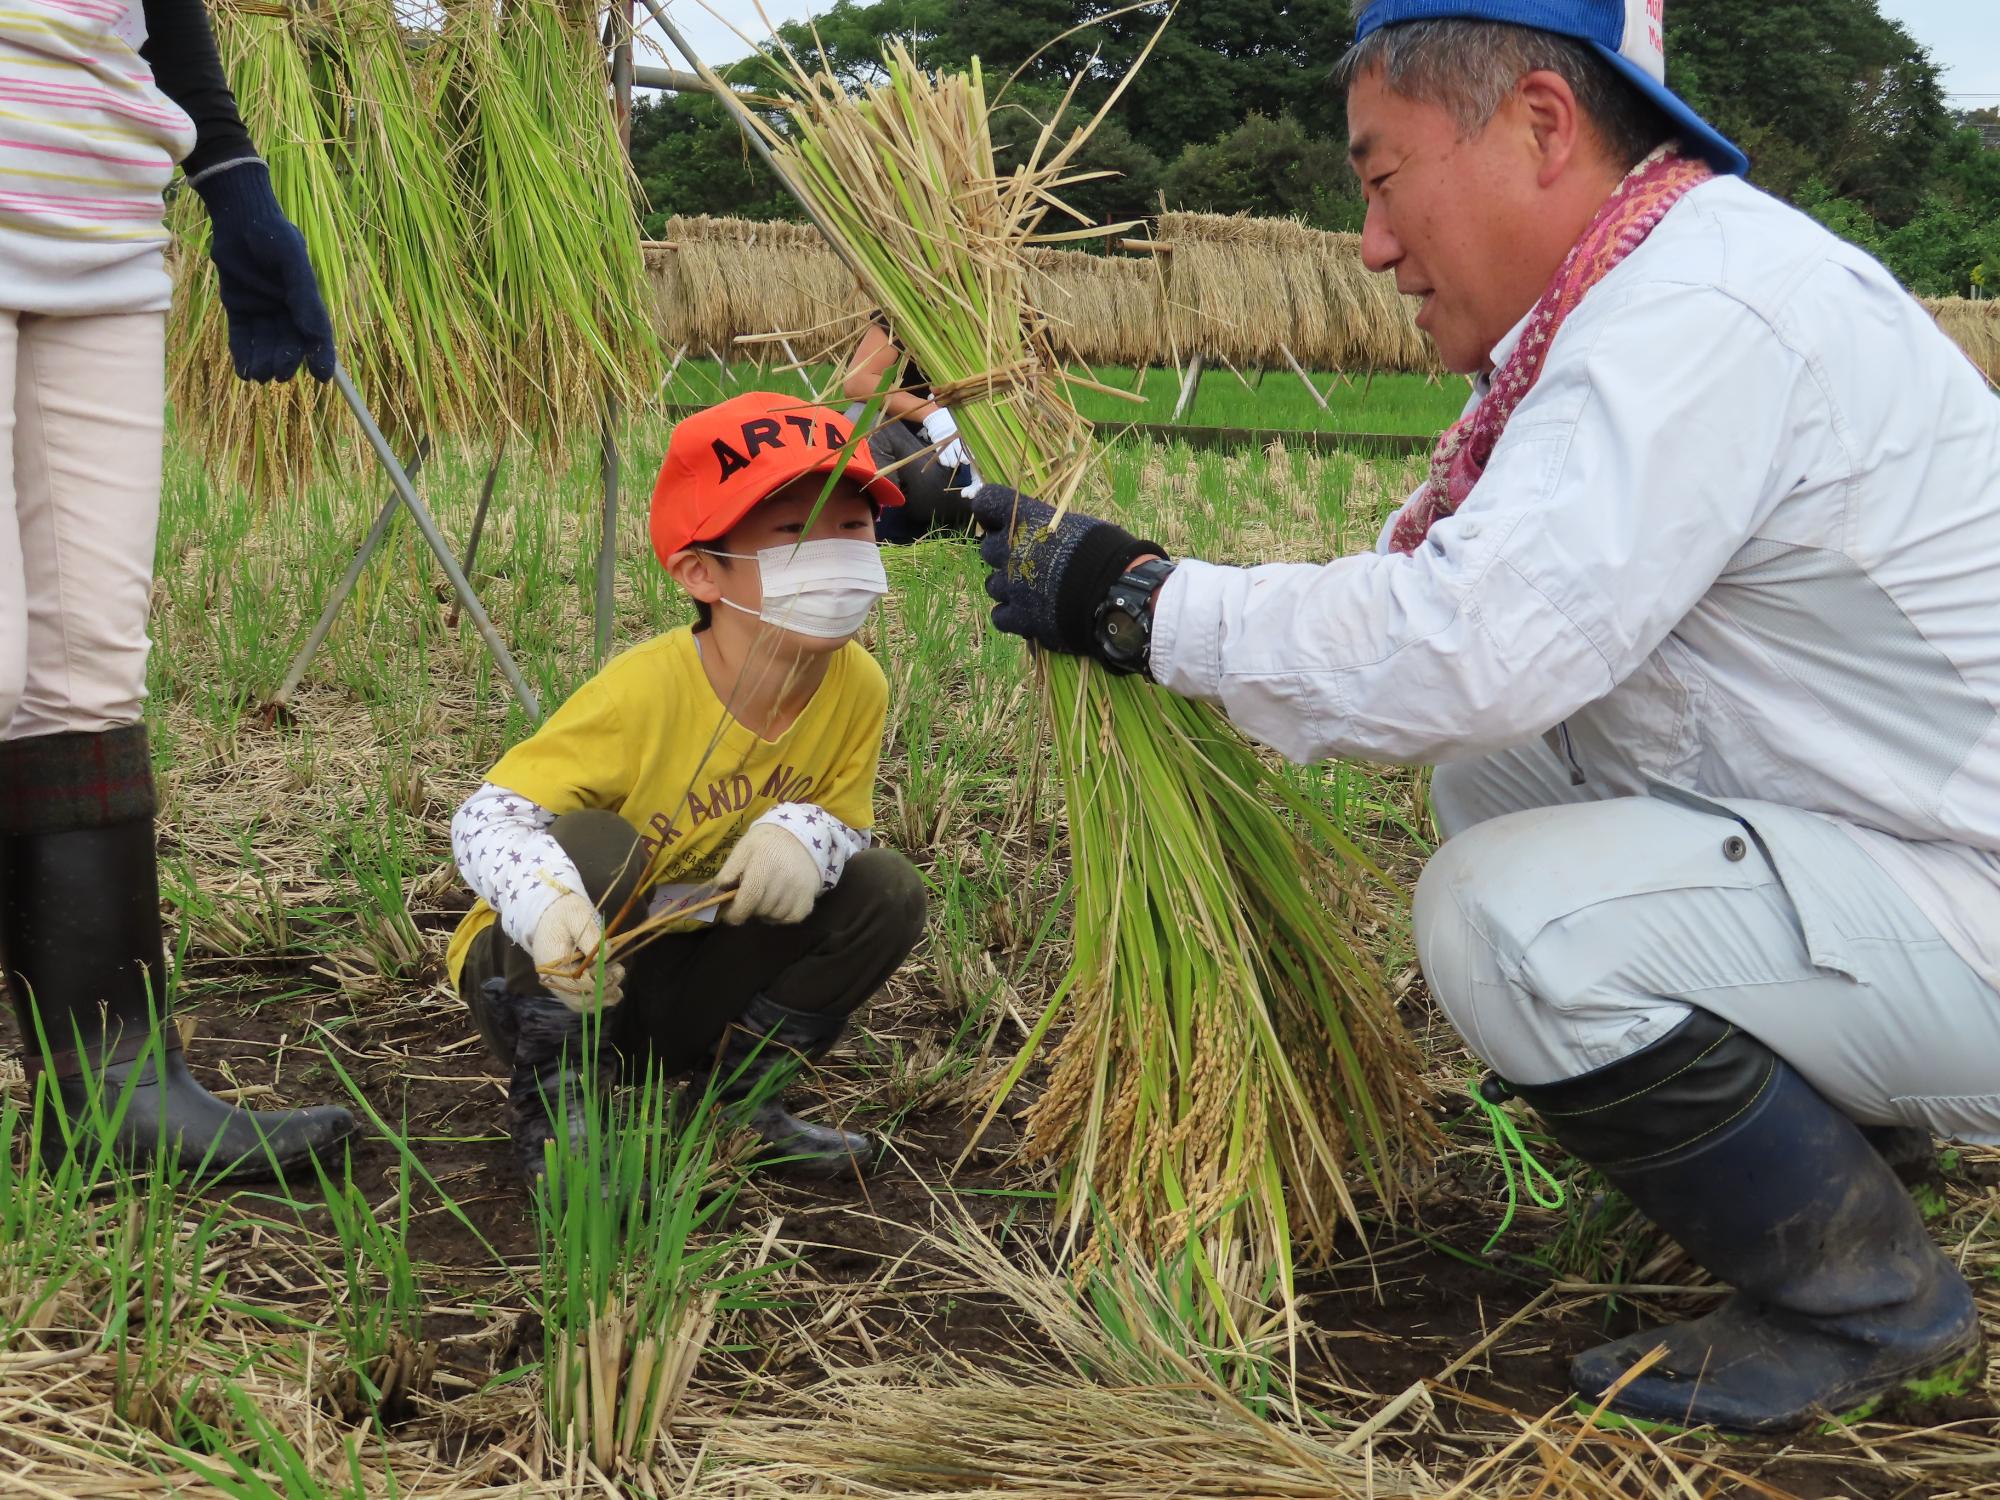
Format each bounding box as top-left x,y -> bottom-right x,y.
919,407 -> 980,487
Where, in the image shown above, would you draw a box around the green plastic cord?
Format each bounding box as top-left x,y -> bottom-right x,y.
1471,1079 -> 1566,1254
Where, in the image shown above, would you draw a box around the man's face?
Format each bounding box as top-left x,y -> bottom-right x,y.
1347,68 -> 1551,375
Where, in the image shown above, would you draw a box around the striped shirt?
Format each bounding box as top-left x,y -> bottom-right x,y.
0,0 -> 196,315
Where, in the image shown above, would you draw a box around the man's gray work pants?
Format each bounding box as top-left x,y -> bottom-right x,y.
1414,740 -> 2000,1142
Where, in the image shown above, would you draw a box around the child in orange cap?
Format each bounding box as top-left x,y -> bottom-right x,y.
445,392 -> 927,1189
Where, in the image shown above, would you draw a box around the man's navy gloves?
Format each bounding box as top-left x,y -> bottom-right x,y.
970,486 -> 1161,658
192,161 -> 336,384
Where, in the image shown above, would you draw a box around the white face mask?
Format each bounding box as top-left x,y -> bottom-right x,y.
703,538 -> 888,639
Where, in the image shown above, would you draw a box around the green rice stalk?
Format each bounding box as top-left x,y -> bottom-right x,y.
737,39 -> 1438,1328
533,1023 -> 781,1474
314,1147 -> 432,1418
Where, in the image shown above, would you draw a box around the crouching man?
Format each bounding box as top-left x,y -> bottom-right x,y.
445,393 -> 926,1190
970,0 -> 1997,1433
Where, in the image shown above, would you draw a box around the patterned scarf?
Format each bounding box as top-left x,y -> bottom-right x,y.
1389,145 -> 1714,555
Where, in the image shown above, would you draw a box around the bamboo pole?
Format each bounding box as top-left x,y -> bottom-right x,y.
653,342 -> 688,404
779,336 -> 816,397
1170,354 -> 1203,422
1278,344 -> 1329,411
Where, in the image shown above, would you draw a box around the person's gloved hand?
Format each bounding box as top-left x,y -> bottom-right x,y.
919,408 -> 977,480
191,160 -> 337,383
530,892 -> 625,1011
719,822 -> 821,926
970,486 -> 1160,657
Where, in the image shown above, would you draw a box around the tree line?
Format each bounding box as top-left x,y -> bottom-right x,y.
632,0 -> 2000,297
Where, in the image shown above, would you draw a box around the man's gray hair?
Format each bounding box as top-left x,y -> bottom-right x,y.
1331,17 -> 1671,170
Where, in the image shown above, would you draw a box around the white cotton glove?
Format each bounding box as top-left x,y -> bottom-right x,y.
919,407 -> 979,488
718,822 -> 821,926
529,891 -> 625,1011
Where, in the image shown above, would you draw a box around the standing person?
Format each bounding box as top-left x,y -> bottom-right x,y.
446,392 -> 927,1191
972,0 -> 1997,1434
0,0 -> 353,1175
841,317 -> 980,543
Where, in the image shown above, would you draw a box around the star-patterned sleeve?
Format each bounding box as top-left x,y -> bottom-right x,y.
450,781 -> 588,949
752,803 -> 871,892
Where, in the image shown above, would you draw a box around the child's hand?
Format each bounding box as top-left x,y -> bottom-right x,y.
530,892 -> 625,1010
719,823 -> 820,925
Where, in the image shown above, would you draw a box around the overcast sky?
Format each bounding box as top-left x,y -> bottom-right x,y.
645,1 -> 2000,106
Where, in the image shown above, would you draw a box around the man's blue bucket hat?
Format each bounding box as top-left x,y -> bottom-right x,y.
1353,0 -> 1749,176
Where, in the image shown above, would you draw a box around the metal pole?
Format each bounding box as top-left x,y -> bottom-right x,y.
269,436 -> 432,712
596,406 -> 620,665
444,433 -> 505,630
332,365 -> 541,718
598,1 -> 634,666
610,1 -> 635,149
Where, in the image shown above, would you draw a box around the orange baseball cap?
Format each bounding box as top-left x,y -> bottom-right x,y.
650,391 -> 905,565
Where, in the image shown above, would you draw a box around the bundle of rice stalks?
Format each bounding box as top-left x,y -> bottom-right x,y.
734,40 -> 1436,1322
1025,246 -> 1167,366
169,0 -> 658,496
1315,230 -> 1440,374
1924,296 -> 2000,386
1156,212 -> 1442,375
652,213 -> 869,364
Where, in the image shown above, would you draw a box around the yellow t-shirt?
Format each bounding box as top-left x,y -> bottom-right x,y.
445,627 -> 886,987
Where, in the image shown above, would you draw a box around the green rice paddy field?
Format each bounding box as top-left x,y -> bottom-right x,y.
662,357 -> 1475,435
1,411 -> 1993,1497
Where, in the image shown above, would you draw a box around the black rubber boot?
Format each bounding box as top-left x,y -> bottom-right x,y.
503,989 -> 617,1191
1506,1011 -> 1984,1433
0,814 -> 354,1182
710,992 -> 870,1178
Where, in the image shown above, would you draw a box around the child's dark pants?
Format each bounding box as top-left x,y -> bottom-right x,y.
459,809 -> 926,1073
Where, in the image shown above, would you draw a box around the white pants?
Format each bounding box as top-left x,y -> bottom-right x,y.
1415,741 -> 2000,1143
0,311 -> 164,739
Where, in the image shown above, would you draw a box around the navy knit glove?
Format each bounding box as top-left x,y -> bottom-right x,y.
971,486 -> 1160,659
191,160 -> 336,383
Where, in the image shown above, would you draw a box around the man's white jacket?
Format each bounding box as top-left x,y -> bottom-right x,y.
1150,174 -> 2000,996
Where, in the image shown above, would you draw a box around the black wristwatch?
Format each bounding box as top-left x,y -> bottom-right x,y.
1092,557 -> 1175,678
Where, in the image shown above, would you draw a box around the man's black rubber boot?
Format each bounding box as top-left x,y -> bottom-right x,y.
505,990 -> 616,1190
0,810 -> 353,1182
1508,1011 -> 1983,1433
711,993 -> 870,1178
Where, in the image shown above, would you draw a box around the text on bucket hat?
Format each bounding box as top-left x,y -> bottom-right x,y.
650,391 -> 906,566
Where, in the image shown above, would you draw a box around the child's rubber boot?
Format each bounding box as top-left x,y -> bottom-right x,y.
711,993 -> 870,1178
504,990 -> 616,1192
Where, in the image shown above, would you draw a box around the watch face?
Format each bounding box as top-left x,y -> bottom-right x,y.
1102,609 -> 1142,653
